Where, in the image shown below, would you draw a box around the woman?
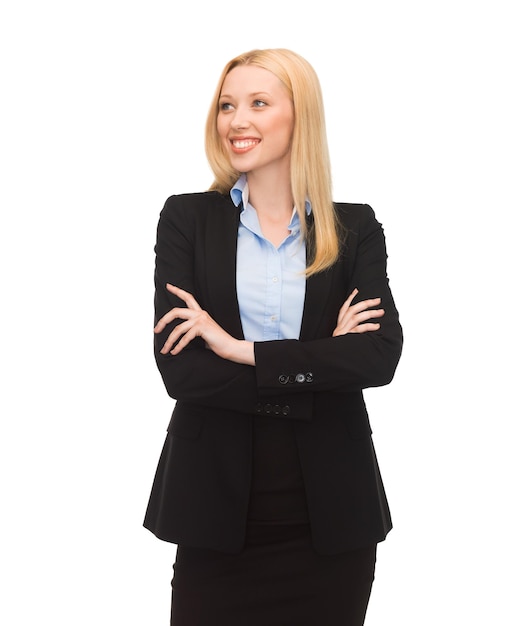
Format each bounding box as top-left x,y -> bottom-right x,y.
144,48 -> 402,626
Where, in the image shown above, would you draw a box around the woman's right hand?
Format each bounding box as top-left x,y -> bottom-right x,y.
332,289 -> 385,337
155,284 -> 255,365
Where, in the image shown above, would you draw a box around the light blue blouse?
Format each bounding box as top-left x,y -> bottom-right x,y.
230,174 -> 311,342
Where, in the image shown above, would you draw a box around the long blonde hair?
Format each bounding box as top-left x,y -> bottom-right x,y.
205,48 -> 340,276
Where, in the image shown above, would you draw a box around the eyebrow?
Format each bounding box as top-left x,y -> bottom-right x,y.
219,91 -> 272,99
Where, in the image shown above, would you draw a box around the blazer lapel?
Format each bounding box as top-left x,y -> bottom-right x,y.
298,212 -> 333,339
204,195 -> 245,340
299,265 -> 335,340
203,196 -> 338,342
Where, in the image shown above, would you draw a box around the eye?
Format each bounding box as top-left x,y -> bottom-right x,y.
253,100 -> 267,108
219,101 -> 234,111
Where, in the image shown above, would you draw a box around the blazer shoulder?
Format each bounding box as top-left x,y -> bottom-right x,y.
161,191 -> 232,219
334,202 -> 379,232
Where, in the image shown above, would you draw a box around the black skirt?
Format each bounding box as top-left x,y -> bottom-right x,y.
171,523 -> 376,626
170,419 -> 376,626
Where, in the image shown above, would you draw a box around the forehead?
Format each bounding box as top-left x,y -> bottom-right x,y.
220,65 -> 287,95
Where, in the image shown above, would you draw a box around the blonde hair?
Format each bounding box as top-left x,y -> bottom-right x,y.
205,48 -> 341,275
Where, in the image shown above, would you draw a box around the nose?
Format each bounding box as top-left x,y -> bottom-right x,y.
230,107 -> 250,130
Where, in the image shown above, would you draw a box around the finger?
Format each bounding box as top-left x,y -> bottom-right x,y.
333,309 -> 384,336
338,307 -> 385,329
333,321 -> 382,337
337,289 -> 358,325
337,295 -> 380,327
349,297 -> 382,315
160,316 -> 203,354
160,319 -> 195,353
154,307 -> 194,333
352,307 -> 385,322
169,324 -> 201,355
160,310 -> 213,353
352,322 -> 381,334
166,284 -> 202,311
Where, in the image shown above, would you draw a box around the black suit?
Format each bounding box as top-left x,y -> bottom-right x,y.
144,192 -> 403,554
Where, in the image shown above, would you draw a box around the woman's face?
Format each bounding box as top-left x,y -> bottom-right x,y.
217,65 -> 294,178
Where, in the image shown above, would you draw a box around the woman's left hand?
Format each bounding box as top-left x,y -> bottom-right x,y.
333,288 -> 385,337
154,284 -> 255,365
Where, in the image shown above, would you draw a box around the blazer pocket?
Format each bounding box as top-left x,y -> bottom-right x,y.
316,392 -> 373,440
167,402 -> 205,440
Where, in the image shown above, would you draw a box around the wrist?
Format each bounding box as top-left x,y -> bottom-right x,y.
229,339 -> 255,365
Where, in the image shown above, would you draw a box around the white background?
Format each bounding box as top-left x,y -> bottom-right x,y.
1,1 -> 529,624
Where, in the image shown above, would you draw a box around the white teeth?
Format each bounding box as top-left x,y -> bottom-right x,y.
232,140 -> 258,148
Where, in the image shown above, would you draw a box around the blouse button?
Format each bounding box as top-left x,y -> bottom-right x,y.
295,373 -> 305,383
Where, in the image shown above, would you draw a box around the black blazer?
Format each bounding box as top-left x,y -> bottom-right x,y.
144,192 -> 403,555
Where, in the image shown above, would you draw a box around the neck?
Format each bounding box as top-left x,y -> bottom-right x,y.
245,169 -> 297,248
246,168 -> 293,219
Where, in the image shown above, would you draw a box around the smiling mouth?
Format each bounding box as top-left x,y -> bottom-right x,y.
230,138 -> 260,153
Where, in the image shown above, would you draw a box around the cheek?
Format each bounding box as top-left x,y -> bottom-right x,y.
278,116 -> 294,144
274,110 -> 294,140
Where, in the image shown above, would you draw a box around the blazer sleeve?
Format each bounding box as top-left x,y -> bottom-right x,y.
153,195 -> 264,416
253,204 -> 403,394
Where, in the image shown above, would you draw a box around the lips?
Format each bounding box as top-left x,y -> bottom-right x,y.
230,137 -> 261,154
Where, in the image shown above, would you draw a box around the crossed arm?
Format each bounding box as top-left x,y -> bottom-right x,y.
155,284 -> 385,365
152,197 -> 402,414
